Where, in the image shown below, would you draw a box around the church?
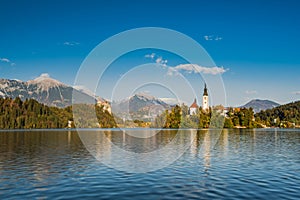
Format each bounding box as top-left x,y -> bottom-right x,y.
189,84 -> 209,115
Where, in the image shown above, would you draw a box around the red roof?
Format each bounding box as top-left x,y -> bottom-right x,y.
190,99 -> 198,108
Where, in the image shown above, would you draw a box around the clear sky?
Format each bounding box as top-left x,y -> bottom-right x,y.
0,0 -> 300,106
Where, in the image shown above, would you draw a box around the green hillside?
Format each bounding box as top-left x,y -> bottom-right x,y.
0,97 -> 116,129
255,101 -> 300,128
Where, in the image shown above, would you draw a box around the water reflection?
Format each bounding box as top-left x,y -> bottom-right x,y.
0,131 -> 89,189
78,129 -> 213,173
0,129 -> 299,199
203,131 -> 211,169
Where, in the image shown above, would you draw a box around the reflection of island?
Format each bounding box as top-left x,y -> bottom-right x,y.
203,131 -> 211,169
78,129 -> 203,172
189,130 -> 213,169
87,129 -> 189,155
189,129 -> 231,169
0,128 -> 288,176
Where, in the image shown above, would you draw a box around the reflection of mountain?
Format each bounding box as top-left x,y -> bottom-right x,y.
112,94 -> 171,120
0,74 -> 96,107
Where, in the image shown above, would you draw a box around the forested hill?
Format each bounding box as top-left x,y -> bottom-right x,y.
0,97 -> 116,129
255,101 -> 300,127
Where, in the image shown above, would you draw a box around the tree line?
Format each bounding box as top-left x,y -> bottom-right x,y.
151,104 -> 262,129
1,97 -> 299,129
152,101 -> 300,129
255,101 -> 300,128
0,97 -> 117,129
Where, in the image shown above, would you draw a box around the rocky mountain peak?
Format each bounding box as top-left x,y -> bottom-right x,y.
0,74 -> 95,107
27,73 -> 66,91
133,93 -> 156,101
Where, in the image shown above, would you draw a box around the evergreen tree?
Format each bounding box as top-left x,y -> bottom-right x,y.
0,97 -> 117,129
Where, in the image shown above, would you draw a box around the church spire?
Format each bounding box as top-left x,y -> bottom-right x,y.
202,83 -> 209,111
203,83 -> 208,96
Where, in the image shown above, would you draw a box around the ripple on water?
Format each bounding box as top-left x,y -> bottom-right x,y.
0,129 -> 299,199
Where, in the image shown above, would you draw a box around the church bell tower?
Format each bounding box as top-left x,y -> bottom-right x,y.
202,84 -> 209,111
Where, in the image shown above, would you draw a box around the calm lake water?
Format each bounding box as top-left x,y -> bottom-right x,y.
0,129 -> 299,199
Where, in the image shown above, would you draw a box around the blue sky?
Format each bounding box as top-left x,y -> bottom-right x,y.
0,0 -> 300,106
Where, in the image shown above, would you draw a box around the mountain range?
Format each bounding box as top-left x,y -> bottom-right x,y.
0,75 -> 282,114
112,93 -> 171,121
0,74 -> 95,107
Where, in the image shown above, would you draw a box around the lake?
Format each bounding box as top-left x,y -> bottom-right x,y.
0,129 -> 299,199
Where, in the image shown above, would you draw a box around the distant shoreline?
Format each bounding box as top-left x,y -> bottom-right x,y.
1,127 -> 299,132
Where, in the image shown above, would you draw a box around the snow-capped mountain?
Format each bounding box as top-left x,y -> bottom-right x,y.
0,74 -> 96,107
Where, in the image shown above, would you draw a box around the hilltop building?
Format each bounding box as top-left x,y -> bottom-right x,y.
97,99 -> 112,114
